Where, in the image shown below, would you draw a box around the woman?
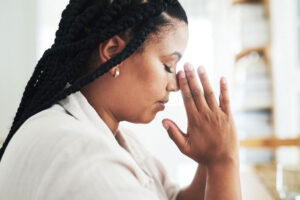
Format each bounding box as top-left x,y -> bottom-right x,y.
0,0 -> 242,199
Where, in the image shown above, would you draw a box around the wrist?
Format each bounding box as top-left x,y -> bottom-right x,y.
206,154 -> 240,172
204,155 -> 242,200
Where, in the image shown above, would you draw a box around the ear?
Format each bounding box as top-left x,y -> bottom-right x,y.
98,35 -> 126,76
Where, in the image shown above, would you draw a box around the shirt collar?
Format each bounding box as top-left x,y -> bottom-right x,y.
57,83 -> 118,144
57,83 -> 145,164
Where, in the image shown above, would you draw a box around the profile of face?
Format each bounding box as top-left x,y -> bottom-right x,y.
80,19 -> 189,127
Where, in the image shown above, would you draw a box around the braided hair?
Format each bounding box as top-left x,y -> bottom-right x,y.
0,0 -> 188,161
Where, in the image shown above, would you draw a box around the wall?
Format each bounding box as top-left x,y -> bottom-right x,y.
0,0 -> 37,140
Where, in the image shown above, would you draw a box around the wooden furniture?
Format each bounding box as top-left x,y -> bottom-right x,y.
240,137 -> 300,148
232,0 -> 300,159
233,0 -> 264,4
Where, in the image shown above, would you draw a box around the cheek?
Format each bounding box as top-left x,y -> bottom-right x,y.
117,56 -> 167,118
138,70 -> 166,101
136,60 -> 166,92
116,79 -> 165,124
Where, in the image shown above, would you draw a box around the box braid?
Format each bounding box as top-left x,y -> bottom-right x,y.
0,0 -> 188,161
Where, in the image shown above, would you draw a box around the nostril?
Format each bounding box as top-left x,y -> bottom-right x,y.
170,86 -> 179,92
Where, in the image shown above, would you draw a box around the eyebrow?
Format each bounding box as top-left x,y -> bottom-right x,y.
171,51 -> 182,62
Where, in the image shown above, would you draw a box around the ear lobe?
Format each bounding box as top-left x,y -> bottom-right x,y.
98,35 -> 126,63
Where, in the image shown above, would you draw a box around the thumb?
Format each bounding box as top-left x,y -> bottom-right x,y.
162,119 -> 190,154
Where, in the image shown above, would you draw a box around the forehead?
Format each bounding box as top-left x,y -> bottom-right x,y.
144,21 -> 189,54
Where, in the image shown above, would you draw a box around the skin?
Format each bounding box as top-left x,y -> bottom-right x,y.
80,17 -> 241,200
168,64 -> 242,200
80,19 -> 188,136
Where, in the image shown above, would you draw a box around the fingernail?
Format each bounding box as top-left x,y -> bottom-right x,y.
180,72 -> 185,79
163,123 -> 169,130
198,66 -> 205,74
222,77 -> 227,84
184,63 -> 193,71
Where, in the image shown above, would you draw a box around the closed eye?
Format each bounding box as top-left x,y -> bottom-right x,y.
164,64 -> 174,73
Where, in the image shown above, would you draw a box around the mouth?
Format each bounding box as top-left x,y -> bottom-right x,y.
158,100 -> 169,104
157,100 -> 168,111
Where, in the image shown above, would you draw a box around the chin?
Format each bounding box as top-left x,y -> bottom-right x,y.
124,106 -> 159,124
135,116 -> 155,124
131,112 -> 157,124
143,116 -> 156,124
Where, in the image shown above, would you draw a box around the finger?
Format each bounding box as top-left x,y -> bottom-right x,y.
197,66 -> 219,110
219,93 -> 222,109
184,63 -> 209,111
162,119 -> 190,155
219,77 -> 231,115
178,70 -> 198,119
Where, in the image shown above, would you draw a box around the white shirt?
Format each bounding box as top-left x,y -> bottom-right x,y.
0,90 -> 181,200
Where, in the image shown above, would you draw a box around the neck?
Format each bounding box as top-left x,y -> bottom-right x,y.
80,88 -> 120,137
96,107 -> 120,136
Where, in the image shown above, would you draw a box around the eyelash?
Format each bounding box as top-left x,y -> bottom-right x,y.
164,64 -> 173,73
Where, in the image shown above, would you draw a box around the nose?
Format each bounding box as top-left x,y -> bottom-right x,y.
167,73 -> 180,92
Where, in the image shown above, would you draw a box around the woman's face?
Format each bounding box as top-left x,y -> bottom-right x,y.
113,20 -> 189,123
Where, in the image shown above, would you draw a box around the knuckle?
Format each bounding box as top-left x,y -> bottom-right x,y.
188,113 -> 198,124
186,71 -> 194,78
222,84 -> 228,90
205,91 -> 214,98
180,77 -> 188,84
201,75 -> 208,84
222,97 -> 230,105
227,114 -> 234,121
191,89 -> 201,97
183,92 -> 192,100
225,97 -> 230,103
203,112 -> 211,122
215,114 -> 224,125
194,117 -> 203,127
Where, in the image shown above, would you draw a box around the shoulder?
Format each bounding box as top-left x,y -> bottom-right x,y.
14,103 -> 106,146
4,103 -> 118,168
19,104 -> 87,134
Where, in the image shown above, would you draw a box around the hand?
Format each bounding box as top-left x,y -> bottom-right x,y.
162,63 -> 239,167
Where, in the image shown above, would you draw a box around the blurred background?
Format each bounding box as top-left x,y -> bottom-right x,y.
1,0 -> 300,199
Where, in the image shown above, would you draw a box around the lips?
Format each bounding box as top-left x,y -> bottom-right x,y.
158,101 -> 168,104
157,102 -> 166,110
158,100 -> 169,104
